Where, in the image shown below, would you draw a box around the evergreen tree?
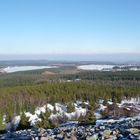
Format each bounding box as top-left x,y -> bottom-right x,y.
67,103 -> 75,113
78,106 -> 96,125
17,113 -> 30,130
35,111 -> 55,129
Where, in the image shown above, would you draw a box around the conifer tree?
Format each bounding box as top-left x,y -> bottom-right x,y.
17,113 -> 30,130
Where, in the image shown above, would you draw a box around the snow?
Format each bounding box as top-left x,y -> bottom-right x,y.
55,103 -> 67,113
35,105 -> 46,115
94,112 -> 102,119
95,100 -> 107,119
47,104 -> 54,111
99,99 -> 104,104
96,118 -> 124,125
75,107 -> 87,117
23,103 -> 87,126
84,101 -> 89,105
65,112 -> 77,120
117,97 -> 140,113
50,107 -> 87,121
77,64 -> 115,71
75,100 -> 83,106
126,107 -> 131,111
7,98 -> 140,130
2,114 -> 6,124
25,112 -> 41,125
108,101 -> 113,105
117,103 -> 122,108
67,80 -> 72,82
98,104 -> 107,111
96,116 -> 140,126
12,116 -> 21,129
77,64 -> 140,71
121,97 -> 140,104
130,67 -> 140,71
49,102 -> 87,122
24,105 -> 47,125
59,121 -> 78,128
3,66 -> 57,73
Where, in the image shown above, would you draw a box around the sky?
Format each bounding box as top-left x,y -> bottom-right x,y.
0,0 -> 140,61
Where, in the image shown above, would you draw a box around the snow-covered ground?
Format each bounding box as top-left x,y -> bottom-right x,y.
121,97 -> 140,104
2,66 -> 57,73
96,115 -> 140,126
77,64 -> 140,71
77,65 -> 115,71
3,97 -> 140,131
118,97 -> 140,112
49,103 -> 87,123
5,102 -> 87,130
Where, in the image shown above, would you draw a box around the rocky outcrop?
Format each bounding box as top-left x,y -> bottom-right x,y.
0,117 -> 140,140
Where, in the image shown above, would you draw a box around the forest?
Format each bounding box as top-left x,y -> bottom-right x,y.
0,67 -> 140,130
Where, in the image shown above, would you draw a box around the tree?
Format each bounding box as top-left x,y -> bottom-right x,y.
17,113 -> 30,130
35,111 -> 55,129
67,103 -> 75,113
101,108 -> 109,118
85,109 -> 96,124
78,106 -> 96,125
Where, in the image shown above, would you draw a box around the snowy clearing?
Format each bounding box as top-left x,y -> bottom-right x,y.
77,65 -> 115,71
3,66 -> 57,73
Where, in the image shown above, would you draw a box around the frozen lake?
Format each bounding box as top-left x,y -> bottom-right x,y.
77,64 -> 115,71
3,66 -> 57,73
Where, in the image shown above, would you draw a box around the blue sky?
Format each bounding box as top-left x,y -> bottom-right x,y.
0,0 -> 140,60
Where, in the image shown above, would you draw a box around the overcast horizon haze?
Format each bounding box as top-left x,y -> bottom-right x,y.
0,53 -> 140,63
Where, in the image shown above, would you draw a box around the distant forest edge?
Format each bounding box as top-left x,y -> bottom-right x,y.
0,65 -> 140,87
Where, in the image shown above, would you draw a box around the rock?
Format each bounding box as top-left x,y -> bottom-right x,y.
33,137 -> 39,140
102,130 -> 112,138
64,135 -> 77,140
57,133 -> 64,139
41,136 -> 54,140
1,117 -> 140,140
86,135 -> 97,140
129,128 -> 140,134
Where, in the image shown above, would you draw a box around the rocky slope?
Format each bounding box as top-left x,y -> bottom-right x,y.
0,117 -> 140,140
1,98 -> 140,140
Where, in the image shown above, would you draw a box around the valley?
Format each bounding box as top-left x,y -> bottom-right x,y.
0,61 -> 139,139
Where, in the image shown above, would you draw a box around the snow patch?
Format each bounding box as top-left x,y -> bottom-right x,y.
94,112 -> 102,119
25,112 -> 41,125
12,116 -> 21,129
55,103 -> 67,113
3,66 -> 57,73
24,105 -> 47,125
98,104 -> 107,111
47,104 -> 54,111
78,65 -> 115,71
121,97 -> 140,104
35,105 -> 46,115
108,101 -> 113,105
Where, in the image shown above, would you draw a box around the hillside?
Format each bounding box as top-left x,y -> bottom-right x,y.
0,63 -> 139,139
